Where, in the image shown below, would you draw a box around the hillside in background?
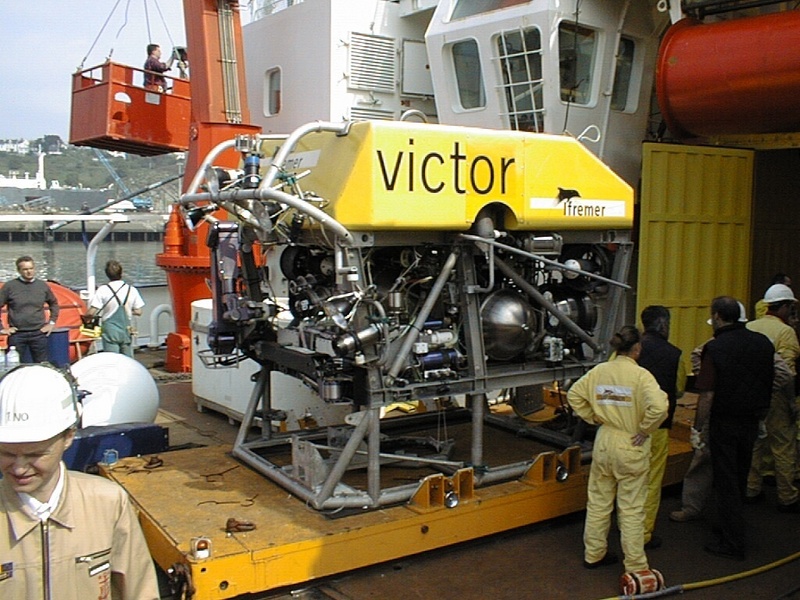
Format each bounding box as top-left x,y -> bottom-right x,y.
0,146 -> 185,213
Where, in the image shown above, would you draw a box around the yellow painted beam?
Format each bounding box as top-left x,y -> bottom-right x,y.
107,439 -> 691,600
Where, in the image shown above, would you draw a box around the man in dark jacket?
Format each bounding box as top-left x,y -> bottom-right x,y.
638,305 -> 685,550
696,296 -> 774,560
0,256 -> 59,363
143,44 -> 173,91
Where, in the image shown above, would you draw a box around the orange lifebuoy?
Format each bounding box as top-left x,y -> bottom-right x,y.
48,281 -> 92,363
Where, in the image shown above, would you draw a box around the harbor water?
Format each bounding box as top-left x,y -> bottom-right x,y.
0,240 -> 166,290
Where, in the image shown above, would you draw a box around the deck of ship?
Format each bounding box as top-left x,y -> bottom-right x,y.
119,348 -> 800,600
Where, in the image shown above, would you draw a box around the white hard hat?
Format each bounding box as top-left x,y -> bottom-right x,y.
737,301 -> 748,322
763,283 -> 796,304
0,365 -> 81,443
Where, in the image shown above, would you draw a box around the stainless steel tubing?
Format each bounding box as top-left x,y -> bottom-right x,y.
385,250 -> 459,385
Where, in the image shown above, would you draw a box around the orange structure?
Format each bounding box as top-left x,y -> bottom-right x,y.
50,283 -> 94,362
68,1 -> 260,372
156,0 -> 260,372
657,11 -> 800,139
70,62 -> 191,156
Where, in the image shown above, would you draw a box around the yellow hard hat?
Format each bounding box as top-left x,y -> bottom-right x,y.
0,365 -> 81,443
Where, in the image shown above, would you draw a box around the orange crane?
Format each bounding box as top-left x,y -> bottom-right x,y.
70,1 -> 260,371
156,0 -> 260,372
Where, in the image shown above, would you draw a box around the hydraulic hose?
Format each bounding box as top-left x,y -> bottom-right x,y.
596,549 -> 800,600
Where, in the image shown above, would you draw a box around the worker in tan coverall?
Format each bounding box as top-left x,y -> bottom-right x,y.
745,283 -> 800,512
568,326 -> 668,573
0,364 -> 160,600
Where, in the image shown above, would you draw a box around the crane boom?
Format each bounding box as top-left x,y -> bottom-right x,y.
93,148 -> 132,197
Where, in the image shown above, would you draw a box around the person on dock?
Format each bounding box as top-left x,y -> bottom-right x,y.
88,260 -> 144,358
0,256 -> 59,363
0,364 -> 159,599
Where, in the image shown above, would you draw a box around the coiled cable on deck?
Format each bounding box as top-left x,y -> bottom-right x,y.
596,549 -> 800,600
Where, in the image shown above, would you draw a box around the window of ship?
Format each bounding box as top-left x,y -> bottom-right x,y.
452,0 -> 530,20
264,67 -> 282,116
452,39 -> 486,109
559,22 -> 597,105
611,36 -> 635,112
496,27 -> 544,132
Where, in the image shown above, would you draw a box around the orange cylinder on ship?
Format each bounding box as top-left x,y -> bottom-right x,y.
656,11 -> 800,139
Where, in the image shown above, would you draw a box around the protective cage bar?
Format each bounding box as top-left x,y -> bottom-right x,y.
186,118 -> 636,513
228,235 -> 633,511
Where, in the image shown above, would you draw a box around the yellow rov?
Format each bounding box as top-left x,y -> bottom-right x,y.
111,120 -> 689,599
275,120 -> 633,231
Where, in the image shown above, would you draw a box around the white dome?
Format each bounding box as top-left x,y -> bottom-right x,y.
72,353 -> 160,426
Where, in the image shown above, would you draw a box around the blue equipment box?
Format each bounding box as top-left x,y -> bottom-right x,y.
64,423 -> 169,471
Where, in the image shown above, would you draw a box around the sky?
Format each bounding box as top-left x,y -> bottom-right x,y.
1,3 -> 252,141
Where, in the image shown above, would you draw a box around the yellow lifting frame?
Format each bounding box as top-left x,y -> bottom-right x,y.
107,440 -> 691,600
